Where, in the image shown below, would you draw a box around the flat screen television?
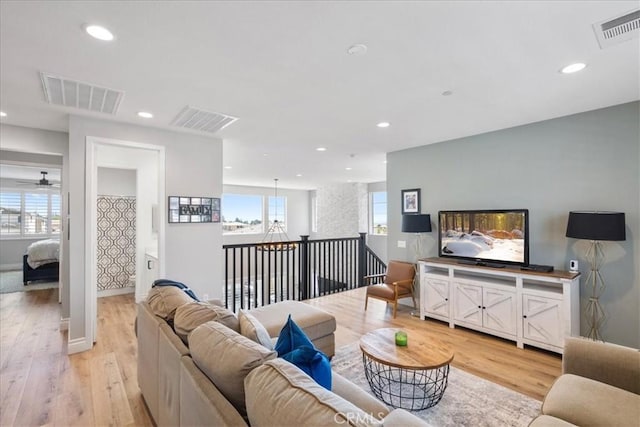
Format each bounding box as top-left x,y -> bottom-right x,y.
438,209 -> 529,267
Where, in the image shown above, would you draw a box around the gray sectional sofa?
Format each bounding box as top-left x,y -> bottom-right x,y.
136,286 -> 428,426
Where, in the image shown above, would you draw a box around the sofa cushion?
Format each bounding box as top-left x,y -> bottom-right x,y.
147,285 -> 195,324
542,374 -> 640,427
244,359 -> 381,427
239,310 -> 273,350
249,300 -> 336,342
189,321 -> 277,417
529,415 -> 576,427
174,301 -> 240,344
275,315 -> 332,390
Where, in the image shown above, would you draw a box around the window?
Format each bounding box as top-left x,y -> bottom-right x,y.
268,196 -> 286,230
0,190 -> 61,238
222,194 -> 263,234
370,191 -> 387,235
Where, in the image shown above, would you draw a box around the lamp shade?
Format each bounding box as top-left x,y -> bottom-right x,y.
566,211 -> 626,241
402,214 -> 432,233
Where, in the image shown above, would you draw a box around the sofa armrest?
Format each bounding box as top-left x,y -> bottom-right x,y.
382,408 -> 429,426
332,372 -> 389,420
563,337 -> 640,394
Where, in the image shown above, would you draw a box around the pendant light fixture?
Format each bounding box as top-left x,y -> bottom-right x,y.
257,179 -> 297,251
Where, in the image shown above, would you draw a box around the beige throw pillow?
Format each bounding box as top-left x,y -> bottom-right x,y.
174,301 -> 240,343
239,310 -> 274,350
189,321 -> 277,416
147,285 -> 195,323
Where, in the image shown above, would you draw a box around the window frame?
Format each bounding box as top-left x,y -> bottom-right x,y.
369,191 -> 388,236
0,188 -> 61,239
221,193 -> 265,235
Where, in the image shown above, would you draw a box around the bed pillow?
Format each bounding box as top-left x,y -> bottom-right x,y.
275,315 -> 332,390
239,310 -> 274,350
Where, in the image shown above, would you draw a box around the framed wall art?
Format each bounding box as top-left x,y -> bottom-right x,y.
401,188 -> 420,214
168,196 -> 220,223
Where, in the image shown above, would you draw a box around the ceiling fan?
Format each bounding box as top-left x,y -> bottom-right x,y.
16,171 -> 60,188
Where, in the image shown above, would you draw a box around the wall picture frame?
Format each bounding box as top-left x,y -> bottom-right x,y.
401,188 -> 420,214
168,196 -> 221,223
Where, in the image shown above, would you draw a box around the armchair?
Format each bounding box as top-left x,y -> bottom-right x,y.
364,260 -> 416,318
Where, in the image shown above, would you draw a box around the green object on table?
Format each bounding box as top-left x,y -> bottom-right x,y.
395,331 -> 408,346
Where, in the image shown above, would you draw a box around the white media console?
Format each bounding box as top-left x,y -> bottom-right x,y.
419,257 -> 580,354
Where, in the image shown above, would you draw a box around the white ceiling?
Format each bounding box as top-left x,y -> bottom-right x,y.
1,1 -> 638,190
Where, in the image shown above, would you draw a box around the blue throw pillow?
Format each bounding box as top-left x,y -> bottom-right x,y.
275,315 -> 332,390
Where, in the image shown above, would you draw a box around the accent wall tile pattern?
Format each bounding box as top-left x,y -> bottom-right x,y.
97,195 -> 136,290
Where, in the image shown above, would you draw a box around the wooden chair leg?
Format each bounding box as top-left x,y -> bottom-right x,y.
364,295 -> 368,311
392,300 -> 397,318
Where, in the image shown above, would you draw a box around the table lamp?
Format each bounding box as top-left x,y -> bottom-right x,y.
565,211 -> 626,341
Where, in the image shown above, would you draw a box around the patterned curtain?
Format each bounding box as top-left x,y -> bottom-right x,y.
97,196 -> 136,290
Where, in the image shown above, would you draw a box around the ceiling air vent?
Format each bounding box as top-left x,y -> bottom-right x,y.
171,106 -> 238,134
40,72 -> 124,115
593,9 -> 639,49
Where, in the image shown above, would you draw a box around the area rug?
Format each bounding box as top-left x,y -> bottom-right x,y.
331,342 -> 541,427
0,270 -> 58,294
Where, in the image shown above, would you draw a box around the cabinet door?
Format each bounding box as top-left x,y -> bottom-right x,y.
424,277 -> 450,318
453,282 -> 482,327
483,287 -> 516,336
522,294 -> 563,347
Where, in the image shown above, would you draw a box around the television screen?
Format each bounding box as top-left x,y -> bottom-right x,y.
438,209 -> 529,266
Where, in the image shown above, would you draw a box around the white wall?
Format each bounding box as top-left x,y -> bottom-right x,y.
0,124 -> 70,321
97,167 -> 136,196
68,115 -> 223,353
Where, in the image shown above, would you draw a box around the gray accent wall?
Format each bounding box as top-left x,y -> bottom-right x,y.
387,102 -> 639,348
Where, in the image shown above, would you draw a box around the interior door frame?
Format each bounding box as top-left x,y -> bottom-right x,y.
85,136 -> 165,342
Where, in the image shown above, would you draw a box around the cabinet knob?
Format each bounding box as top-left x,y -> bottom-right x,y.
445,298 -> 448,301
482,306 -> 486,310
147,260 -> 152,270
523,315 -> 527,319
478,305 -> 481,309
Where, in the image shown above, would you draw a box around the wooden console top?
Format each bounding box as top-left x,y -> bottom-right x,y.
419,257 -> 580,280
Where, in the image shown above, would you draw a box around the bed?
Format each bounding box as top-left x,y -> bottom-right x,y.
23,239 -> 60,286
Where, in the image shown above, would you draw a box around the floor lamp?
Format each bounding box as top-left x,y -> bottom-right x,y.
402,214 -> 432,318
565,211 -> 626,341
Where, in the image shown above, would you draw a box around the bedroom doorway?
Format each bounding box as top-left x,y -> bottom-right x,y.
85,137 -> 165,343
0,157 -> 63,295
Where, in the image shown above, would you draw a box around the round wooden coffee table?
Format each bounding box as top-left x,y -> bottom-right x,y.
359,328 -> 454,411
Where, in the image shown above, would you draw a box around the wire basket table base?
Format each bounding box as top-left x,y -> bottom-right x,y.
362,354 -> 450,411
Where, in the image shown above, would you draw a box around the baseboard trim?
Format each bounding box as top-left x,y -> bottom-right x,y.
0,263 -> 21,271
98,287 -> 135,298
68,336 -> 93,354
60,317 -> 69,331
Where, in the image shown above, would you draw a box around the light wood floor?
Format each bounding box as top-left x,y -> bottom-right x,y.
0,287 -> 561,426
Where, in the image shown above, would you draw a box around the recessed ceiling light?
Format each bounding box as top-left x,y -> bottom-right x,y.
383,160 -> 387,164
224,166 -> 233,169
84,24 -> 114,41
296,174 -> 302,177
345,167 -> 352,171
561,63 -> 587,74
316,147 -> 327,152
0,111 -> 6,117
442,90 -> 453,96
347,44 -> 368,55
377,122 -> 390,128
137,111 -> 153,119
